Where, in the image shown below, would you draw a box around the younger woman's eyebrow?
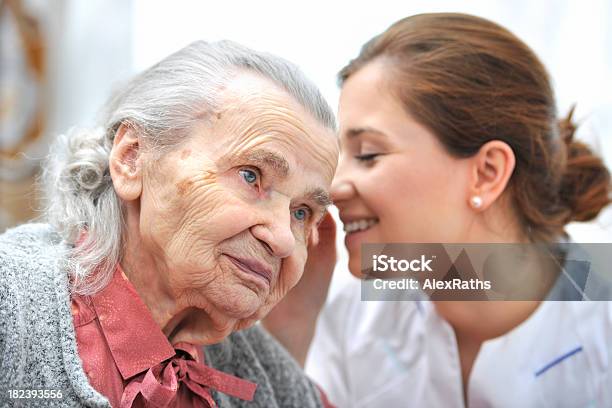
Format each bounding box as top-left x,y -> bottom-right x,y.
346,126 -> 388,140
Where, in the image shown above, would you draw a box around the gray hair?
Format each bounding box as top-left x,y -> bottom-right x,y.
42,40 -> 336,295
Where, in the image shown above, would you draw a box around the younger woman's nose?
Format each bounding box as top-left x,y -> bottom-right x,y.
330,180 -> 356,203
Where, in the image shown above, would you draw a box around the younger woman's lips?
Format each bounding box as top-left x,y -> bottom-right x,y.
225,254 -> 273,284
344,222 -> 378,252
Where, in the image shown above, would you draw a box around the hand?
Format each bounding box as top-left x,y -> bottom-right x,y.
262,211 -> 337,366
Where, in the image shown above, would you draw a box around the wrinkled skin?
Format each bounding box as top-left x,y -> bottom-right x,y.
111,71 -> 339,345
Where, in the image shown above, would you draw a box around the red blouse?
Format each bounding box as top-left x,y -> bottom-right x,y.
70,265 -> 257,407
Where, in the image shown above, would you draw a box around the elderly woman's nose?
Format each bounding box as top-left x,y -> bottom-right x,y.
250,212 -> 296,258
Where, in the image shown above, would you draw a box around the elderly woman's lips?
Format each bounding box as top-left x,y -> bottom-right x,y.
225,255 -> 273,284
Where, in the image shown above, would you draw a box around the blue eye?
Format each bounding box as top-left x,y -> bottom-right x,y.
293,208 -> 310,222
239,168 -> 258,184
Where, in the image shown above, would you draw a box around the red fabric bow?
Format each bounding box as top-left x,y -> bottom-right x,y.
120,343 -> 257,408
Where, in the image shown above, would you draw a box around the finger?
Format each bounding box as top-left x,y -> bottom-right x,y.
309,227 -> 320,247
318,210 -> 336,231
317,212 -> 336,244
309,211 -> 336,247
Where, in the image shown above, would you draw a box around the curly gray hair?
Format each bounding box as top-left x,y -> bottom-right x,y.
42,40 -> 336,295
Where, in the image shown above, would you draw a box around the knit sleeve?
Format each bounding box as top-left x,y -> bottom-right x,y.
0,261 -> 8,369
0,227 -> 26,387
204,324 -> 324,408
242,325 -> 324,407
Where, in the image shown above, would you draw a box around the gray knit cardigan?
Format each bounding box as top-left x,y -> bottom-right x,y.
0,223 -> 323,408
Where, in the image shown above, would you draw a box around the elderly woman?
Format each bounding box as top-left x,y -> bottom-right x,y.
0,40 -> 338,407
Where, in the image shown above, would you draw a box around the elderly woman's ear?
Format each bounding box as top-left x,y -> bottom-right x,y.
109,123 -> 143,201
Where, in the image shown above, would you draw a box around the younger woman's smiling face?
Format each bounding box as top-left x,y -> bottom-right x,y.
332,59 -> 474,277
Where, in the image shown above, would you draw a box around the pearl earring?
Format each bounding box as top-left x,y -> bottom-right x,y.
470,196 -> 483,209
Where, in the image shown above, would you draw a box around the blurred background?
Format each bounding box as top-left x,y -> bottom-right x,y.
1,0 -> 611,297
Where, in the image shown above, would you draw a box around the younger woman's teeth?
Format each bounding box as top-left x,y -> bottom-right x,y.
344,218 -> 379,233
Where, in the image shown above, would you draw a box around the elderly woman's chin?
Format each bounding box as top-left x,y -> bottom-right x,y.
193,268 -> 274,323
209,283 -> 269,320
172,282 -> 270,345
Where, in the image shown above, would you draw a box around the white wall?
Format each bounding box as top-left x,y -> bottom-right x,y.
45,0 -> 134,134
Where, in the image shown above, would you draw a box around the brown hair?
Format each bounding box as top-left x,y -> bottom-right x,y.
339,13 -> 611,242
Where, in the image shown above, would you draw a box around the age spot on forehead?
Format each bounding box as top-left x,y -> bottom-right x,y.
176,169 -> 217,196
176,178 -> 194,196
180,149 -> 191,160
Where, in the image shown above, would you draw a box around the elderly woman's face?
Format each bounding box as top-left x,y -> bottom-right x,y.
136,73 -> 338,332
